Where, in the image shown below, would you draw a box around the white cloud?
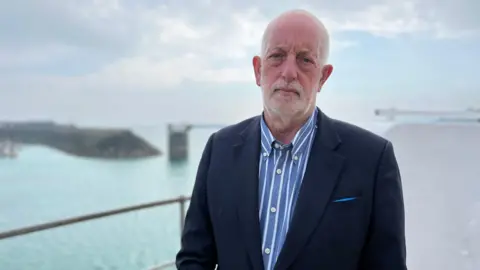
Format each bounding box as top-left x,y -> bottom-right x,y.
1,2 -> 273,89
303,0 -> 479,39
0,0 -> 478,124
80,53 -> 254,90
0,44 -> 78,69
321,2 -> 432,37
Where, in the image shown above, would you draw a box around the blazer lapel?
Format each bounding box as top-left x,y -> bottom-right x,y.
234,116 -> 264,270
274,110 -> 345,270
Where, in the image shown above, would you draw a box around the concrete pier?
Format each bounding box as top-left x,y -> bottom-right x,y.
167,123 -> 225,162
167,124 -> 192,162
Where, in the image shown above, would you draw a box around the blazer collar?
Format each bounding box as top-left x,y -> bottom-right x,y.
238,107 -> 341,150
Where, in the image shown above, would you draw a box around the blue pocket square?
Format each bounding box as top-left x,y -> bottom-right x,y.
332,197 -> 357,203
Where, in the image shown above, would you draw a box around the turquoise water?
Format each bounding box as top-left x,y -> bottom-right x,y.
0,126 -> 214,270
0,121 -> 395,270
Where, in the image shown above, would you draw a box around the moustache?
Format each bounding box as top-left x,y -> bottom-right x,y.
271,81 -> 303,95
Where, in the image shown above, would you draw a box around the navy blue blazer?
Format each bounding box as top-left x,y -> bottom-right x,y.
176,109 -> 407,270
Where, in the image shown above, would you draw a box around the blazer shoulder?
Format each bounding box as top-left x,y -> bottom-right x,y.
329,117 -> 390,149
326,117 -> 395,173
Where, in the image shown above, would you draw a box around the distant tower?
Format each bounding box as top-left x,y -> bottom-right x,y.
167,124 -> 192,162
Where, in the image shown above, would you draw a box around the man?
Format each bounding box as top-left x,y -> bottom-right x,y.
176,9 -> 407,270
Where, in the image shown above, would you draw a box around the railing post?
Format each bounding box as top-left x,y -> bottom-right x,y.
179,196 -> 186,240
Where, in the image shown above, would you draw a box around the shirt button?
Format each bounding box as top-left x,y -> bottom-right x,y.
265,248 -> 271,254
274,143 -> 280,148
293,155 -> 298,160
263,152 -> 268,157
276,169 -> 282,174
270,207 -> 276,213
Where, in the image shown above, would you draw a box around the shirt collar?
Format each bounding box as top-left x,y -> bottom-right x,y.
260,109 -> 317,156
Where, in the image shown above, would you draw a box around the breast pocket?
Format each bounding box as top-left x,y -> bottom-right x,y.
324,193 -> 366,228
306,193 -> 368,255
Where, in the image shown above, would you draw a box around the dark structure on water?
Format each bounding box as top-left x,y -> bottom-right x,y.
167,124 -> 192,162
0,121 -> 161,159
167,123 -> 225,162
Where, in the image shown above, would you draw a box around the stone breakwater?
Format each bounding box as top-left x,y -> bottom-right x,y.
0,121 -> 161,159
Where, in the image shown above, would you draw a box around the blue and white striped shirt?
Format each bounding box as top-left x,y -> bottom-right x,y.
258,110 -> 318,270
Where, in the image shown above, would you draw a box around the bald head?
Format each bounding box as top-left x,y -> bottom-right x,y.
261,9 -> 330,65
252,9 -> 334,127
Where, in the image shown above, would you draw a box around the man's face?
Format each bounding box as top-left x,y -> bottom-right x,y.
253,15 -> 333,119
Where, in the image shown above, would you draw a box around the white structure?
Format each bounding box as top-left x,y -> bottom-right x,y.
375,108 -> 480,122
384,122 -> 480,270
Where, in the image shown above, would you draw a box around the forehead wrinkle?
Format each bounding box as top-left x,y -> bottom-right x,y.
267,45 -> 318,57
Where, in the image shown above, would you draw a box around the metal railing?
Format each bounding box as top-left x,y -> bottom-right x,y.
0,195 -> 191,269
149,262 -> 176,270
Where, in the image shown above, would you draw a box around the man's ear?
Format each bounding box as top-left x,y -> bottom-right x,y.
253,56 -> 262,87
317,64 -> 333,92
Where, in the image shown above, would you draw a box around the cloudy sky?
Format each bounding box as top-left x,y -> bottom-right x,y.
0,0 -> 479,127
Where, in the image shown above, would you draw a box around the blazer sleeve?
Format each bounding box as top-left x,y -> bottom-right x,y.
359,140 -> 408,270
176,133 -> 218,270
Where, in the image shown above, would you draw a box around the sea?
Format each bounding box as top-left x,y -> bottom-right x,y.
0,125 -> 218,270
1,118 -> 478,270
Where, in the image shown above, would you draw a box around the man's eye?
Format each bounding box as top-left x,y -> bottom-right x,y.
302,57 -> 312,63
270,53 -> 283,58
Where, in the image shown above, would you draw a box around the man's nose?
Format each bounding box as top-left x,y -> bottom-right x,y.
280,54 -> 298,83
